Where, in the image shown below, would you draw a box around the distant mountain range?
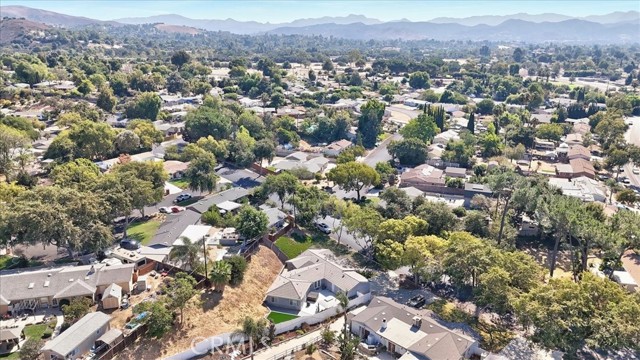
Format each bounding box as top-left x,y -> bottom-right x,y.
428,11 -> 640,26
1,5 -> 638,43
267,19 -> 639,43
0,5 -> 118,27
113,13 -> 383,33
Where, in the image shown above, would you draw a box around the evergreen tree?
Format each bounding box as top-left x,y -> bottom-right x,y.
467,112 -> 475,134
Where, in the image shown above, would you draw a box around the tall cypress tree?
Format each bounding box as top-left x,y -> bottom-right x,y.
467,112 -> 475,134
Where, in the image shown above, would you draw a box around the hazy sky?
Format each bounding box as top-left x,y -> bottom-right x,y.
3,0 -> 639,22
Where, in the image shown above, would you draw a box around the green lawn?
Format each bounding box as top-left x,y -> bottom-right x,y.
0,323 -> 53,359
267,311 -> 299,324
0,255 -> 13,270
23,323 -> 48,339
0,351 -> 19,359
0,255 -> 43,271
169,178 -> 190,189
274,236 -> 313,259
126,218 -> 162,245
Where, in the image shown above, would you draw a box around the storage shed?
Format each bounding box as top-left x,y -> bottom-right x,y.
101,283 -> 122,310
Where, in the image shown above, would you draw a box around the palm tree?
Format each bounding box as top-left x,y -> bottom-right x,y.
233,316 -> 268,360
209,260 -> 231,292
169,236 -> 203,271
335,291 -> 350,339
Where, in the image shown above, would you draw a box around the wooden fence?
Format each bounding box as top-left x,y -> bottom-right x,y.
261,238 -> 288,264
96,323 -> 148,360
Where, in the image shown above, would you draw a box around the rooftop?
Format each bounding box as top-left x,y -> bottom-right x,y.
41,312 -> 111,356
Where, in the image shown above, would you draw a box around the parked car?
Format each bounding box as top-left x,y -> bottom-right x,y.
407,294 -> 426,308
120,297 -> 129,309
171,206 -> 185,213
174,193 -> 192,203
120,239 -> 140,250
633,167 -> 640,175
314,222 -> 331,234
159,206 -> 172,214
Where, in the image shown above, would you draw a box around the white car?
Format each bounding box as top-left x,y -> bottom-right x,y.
314,222 -> 331,234
174,193 -> 192,203
633,168 -> 639,175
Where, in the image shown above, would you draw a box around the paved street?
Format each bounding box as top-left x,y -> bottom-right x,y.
361,132 -> 401,167
624,116 -> 640,188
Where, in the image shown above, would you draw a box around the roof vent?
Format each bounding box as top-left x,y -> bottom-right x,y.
412,316 -> 422,328
28,283 -> 34,289
69,278 -> 74,282
44,281 -> 50,287
85,276 -> 90,280
47,273 -> 52,277
381,318 -> 387,331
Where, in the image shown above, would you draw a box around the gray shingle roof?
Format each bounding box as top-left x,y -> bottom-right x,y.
351,297 -> 477,360
53,279 -> 96,299
41,312 -> 111,356
267,249 -> 368,301
0,264 -> 133,303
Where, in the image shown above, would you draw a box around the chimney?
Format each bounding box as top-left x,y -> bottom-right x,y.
380,318 -> 387,331
412,316 -> 422,328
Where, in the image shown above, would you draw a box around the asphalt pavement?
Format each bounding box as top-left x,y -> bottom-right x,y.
361,133 -> 402,167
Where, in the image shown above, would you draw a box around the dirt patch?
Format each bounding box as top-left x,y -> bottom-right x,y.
116,246 -> 283,359
107,274 -> 165,329
518,242 -> 574,280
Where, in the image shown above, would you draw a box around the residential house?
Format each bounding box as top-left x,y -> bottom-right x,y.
41,312 -> 111,360
572,123 -> 591,136
564,133 -> 583,146
444,167 -> 467,179
0,264 -> 134,316
260,206 -> 290,232
404,99 -> 427,108
163,160 -> 189,179
556,164 -> 575,178
464,183 -> 493,208
400,187 -> 425,200
350,296 -> 481,360
518,215 -> 540,237
188,187 -> 250,214
324,139 -> 353,157
433,130 -> 460,146
534,138 -> 556,151
272,152 -> 330,174
265,249 -> 370,314
153,121 -> 185,137
401,165 -> 444,188
569,158 -> 596,179
567,145 -> 591,162
548,176 -> 606,202
531,113 -> 553,124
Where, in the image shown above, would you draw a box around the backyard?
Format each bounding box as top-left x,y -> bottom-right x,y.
274,236 -> 313,259
126,217 -> 162,245
267,311 -> 299,324
115,246 -> 284,359
0,320 -> 56,359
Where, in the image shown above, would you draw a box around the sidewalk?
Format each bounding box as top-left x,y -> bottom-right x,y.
253,317 -> 345,360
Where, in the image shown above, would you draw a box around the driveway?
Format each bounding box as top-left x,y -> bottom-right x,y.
369,270 -> 438,305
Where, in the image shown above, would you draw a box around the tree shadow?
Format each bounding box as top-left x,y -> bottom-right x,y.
200,289 -> 223,312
